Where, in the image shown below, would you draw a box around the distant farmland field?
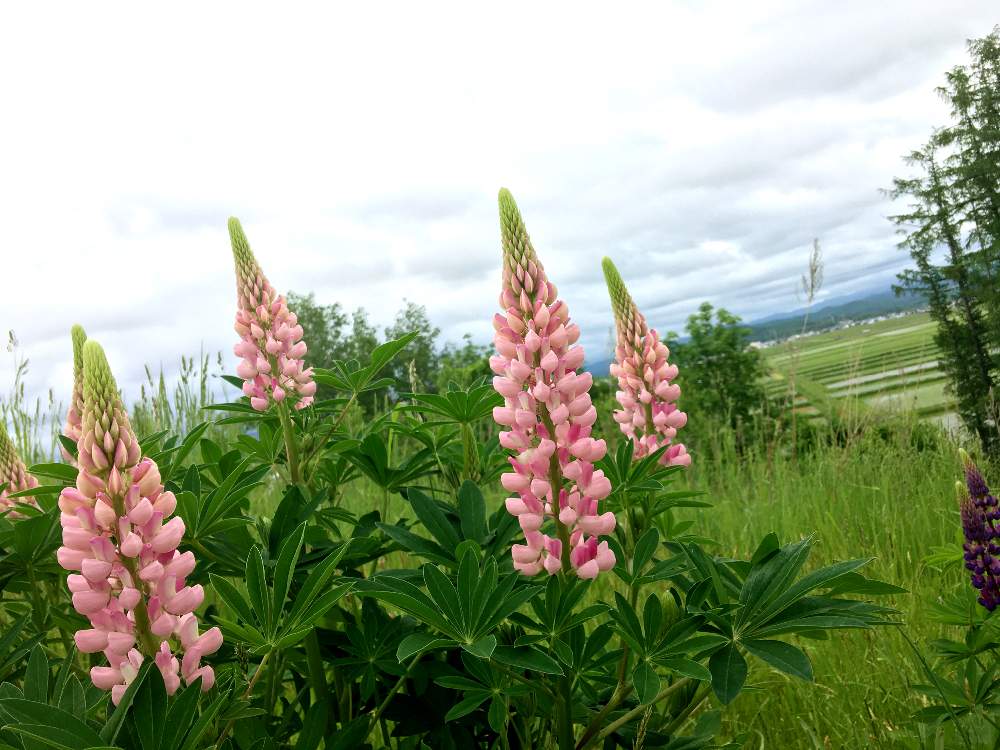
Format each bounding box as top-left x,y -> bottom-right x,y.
762,311 -> 957,426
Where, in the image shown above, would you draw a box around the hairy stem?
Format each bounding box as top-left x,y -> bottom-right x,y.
276,402 -> 301,485
216,649 -> 273,748
589,678 -> 692,748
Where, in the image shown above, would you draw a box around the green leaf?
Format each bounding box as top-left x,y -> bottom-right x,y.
708,644 -> 747,704
370,331 -> 420,373
738,538 -> 812,625
759,557 -> 871,623
178,691 -> 227,750
632,528 -> 660,577
462,635 -> 497,659
57,675 -> 86,717
290,582 -> 354,629
209,574 -> 255,624
642,594 -> 662,643
423,564 -> 463,630
359,577 -> 455,635
284,542 -> 350,626
378,523 -> 454,566
657,657 -> 712,681
100,662 -> 150,743
750,533 -> 780,566
743,639 -> 813,682
457,481 -> 487,541
823,572 -> 907,596
245,546 -> 271,633
23,645 -> 48,703
396,633 -> 453,662
408,489 -> 462,551
10,725 -> 101,750
0,699 -> 105,747
159,680 -> 201,750
57,435 -> 78,460
491,646 -> 563,675
27,463 -> 78,483
457,547 -> 479,632
632,661 -> 660,704
488,695 -> 507,733
133,667 -> 168,750
445,691 -> 490,722
297,702 -> 327,750
271,523 -> 306,623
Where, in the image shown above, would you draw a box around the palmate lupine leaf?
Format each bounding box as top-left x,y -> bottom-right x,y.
666,536 -> 898,704
209,527 -> 353,652
362,548 -> 543,663
376,483 -> 519,568
312,332 -> 419,394
402,384 -> 503,427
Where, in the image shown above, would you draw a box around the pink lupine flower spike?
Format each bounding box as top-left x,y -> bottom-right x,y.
227,217 -> 316,412
57,341 -> 221,703
602,258 -> 690,467
61,324 -> 87,463
491,189 -> 616,580
0,423 -> 38,514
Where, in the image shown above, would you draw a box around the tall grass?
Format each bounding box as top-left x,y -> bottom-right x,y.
130,350 -> 233,437
1,338 -> 63,464
688,419 -> 965,747
1,341 -> 233,460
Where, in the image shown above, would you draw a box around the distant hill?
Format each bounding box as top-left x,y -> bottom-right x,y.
744,288 -> 926,342
582,287 -> 927,374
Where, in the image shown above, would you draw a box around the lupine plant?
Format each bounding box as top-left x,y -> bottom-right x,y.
905,452 -> 1000,748
0,191 -> 899,749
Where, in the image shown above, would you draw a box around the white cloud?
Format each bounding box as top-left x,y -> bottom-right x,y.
0,0 -> 996,408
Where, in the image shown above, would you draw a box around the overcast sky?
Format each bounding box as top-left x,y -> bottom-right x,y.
1,1 -> 997,410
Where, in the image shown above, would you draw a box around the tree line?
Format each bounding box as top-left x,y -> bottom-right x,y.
891,26 -> 1000,454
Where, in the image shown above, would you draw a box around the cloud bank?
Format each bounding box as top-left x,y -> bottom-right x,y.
1,0 -> 996,407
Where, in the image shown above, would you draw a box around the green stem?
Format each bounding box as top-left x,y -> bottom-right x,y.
895,625 -> 973,750
304,631 -> 334,722
588,678 -> 692,748
557,671 -> 575,750
215,649 -> 273,748
491,662 -> 556,699
460,422 -> 477,482
660,684 -> 709,736
303,391 -> 358,466
366,653 -> 423,740
276,403 -> 301,484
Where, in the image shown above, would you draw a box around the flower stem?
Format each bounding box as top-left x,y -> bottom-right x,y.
215,649 -> 273,748
589,678 -> 692,748
304,631 -> 333,721
276,403 -> 301,485
365,653 -> 423,740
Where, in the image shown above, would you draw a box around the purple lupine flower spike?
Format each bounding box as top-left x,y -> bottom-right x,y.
959,450 -> 1000,612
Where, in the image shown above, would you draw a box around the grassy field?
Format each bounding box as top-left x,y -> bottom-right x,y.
763,312 -> 956,426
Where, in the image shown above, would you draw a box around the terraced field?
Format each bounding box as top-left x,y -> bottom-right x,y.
762,311 -> 956,425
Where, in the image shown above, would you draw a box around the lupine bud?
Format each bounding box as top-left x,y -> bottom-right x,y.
61,325 -> 88,463
491,189 -> 616,580
0,422 -> 38,514
56,341 -> 221,703
602,258 -> 689,467
959,451 -> 1000,611
227,218 -> 315,411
